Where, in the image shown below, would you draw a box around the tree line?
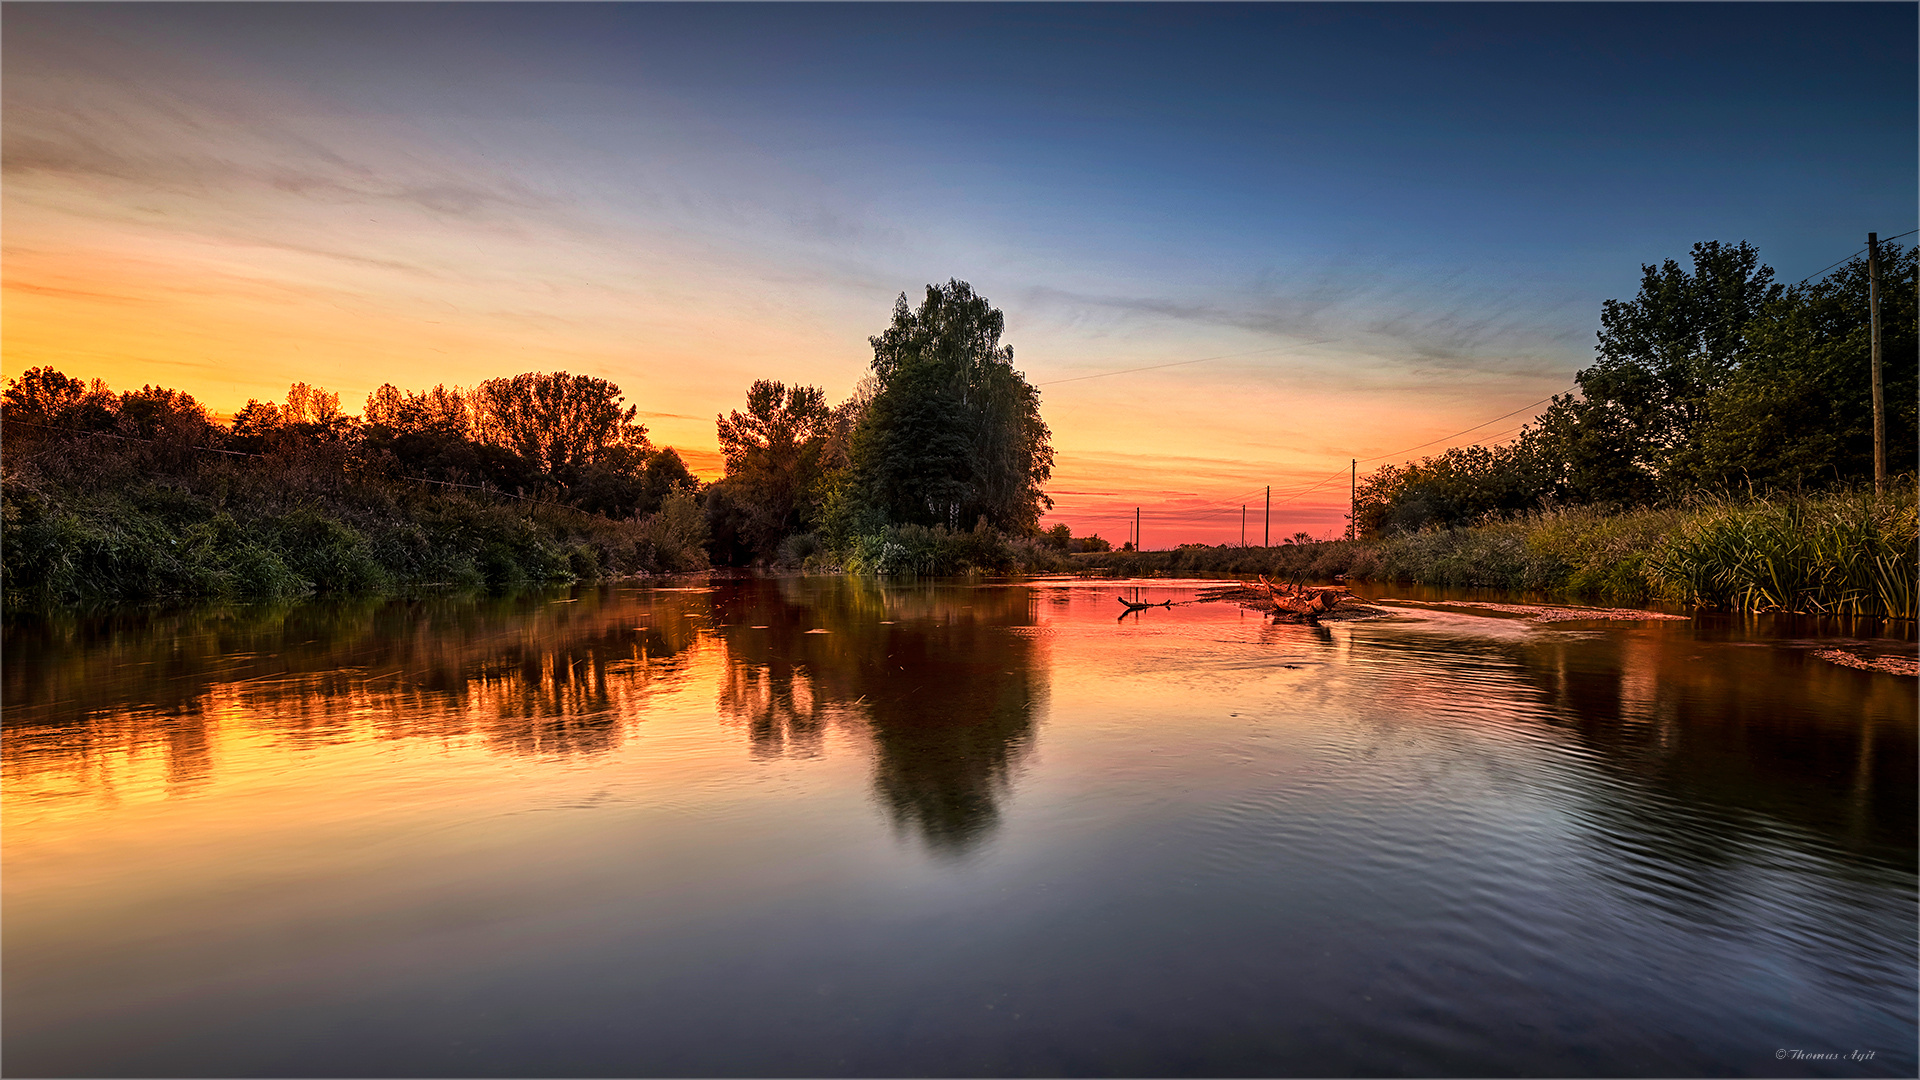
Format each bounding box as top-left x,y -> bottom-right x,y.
0,368 -> 711,603
1356,240 -> 1917,535
0,278 -> 1085,597
11,240 -> 1901,602
7,279 -> 1079,569
6,367 -> 699,520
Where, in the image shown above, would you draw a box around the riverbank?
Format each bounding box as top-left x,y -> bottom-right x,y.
1,463 -> 710,606
1073,490 -> 1917,620
9,451 -> 1912,622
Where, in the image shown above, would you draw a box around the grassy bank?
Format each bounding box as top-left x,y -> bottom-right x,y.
771,522 -> 1074,576
1073,489 -> 1917,619
2,444 -> 710,607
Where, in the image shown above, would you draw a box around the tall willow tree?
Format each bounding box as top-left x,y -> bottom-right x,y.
850,281 -> 1053,531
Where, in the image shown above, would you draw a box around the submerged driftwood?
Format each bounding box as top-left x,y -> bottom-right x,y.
1258,575 -> 1349,623
1117,596 -> 1174,611
1194,578 -> 1383,623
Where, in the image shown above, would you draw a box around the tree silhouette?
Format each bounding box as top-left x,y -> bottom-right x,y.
470,372 -> 648,479
716,380 -> 836,556
851,281 -> 1053,531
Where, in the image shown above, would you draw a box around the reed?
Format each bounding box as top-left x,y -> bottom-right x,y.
1063,488 -> 1916,619
1647,489 -> 1917,619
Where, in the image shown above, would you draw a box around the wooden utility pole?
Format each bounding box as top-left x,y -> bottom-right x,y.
1349,459 -> 1357,541
1241,505 -> 1246,547
1136,506 -> 1142,552
1264,486 -> 1270,547
1869,232 -> 1886,495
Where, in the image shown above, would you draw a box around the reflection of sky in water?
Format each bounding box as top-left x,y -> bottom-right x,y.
2,580 -> 1914,1076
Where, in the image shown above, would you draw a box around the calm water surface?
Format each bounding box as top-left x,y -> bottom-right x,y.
4,578 -> 1915,1077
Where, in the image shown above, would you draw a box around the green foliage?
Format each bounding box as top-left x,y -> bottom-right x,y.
1520,505 -> 1682,599
268,509 -> 391,594
567,445 -> 696,520
1354,442 -> 1549,535
639,490 -> 712,573
715,380 -> 837,558
849,281 -> 1053,533
842,522 -> 1016,576
773,531 -> 824,568
826,517 -> 1086,577
1,366 -> 713,607
1583,240 -> 1783,491
1700,245 -> 1918,490
1076,491 -> 1916,618
1357,240 -> 1917,531
1647,490 -> 1917,618
1077,540 -> 1364,581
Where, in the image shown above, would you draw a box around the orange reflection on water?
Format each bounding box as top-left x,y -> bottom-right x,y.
3,577 -> 1916,1079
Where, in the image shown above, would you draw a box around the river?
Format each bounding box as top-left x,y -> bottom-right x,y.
3,577 -> 1914,1077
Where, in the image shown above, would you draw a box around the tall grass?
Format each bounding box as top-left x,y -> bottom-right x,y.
1066,488 -> 1916,619
1647,490 -> 1916,619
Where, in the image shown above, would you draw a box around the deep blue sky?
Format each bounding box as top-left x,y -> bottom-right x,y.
6,3 -> 1915,538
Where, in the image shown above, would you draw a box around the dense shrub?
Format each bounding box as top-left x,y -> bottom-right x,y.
833,522 -> 1071,576
2,457 -> 708,607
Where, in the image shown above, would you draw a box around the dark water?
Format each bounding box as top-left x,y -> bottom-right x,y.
4,578 -> 1914,1077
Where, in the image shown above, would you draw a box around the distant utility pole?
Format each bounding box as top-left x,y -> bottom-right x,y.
1264,486 -> 1270,548
1241,505 -> 1247,548
1349,459 -> 1357,541
1868,232 -> 1886,495
1136,506 -> 1142,552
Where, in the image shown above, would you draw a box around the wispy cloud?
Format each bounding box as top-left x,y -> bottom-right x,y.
1021,262 -> 1585,381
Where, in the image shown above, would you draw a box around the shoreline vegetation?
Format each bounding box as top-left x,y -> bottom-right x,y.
5,241 -> 1916,621
1068,490 -> 1915,620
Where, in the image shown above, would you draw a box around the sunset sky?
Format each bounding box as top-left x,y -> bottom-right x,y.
5,3 -> 1915,544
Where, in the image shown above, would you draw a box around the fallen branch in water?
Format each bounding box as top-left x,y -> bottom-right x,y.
1259,575 -> 1349,622
1194,580 -> 1384,623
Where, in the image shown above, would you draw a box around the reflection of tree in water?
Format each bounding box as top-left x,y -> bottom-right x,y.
1513,624 -> 1917,885
2,586 -> 708,797
720,659 -> 827,760
1347,618 -> 1916,915
163,703 -> 214,792
710,578 -> 1046,854
865,630 -> 1039,855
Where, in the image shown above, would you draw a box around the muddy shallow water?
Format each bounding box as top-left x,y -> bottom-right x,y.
4,577 -> 1914,1076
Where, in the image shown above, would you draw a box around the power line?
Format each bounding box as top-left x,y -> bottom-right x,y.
1062,229 -> 1920,540
1791,229 -> 1915,286
1249,385 -> 1575,505
1355,387 -> 1574,465
1053,384 -> 1570,525
1795,248 -> 1865,287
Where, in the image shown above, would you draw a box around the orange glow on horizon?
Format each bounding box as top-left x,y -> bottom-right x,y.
5,189 -> 1539,547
